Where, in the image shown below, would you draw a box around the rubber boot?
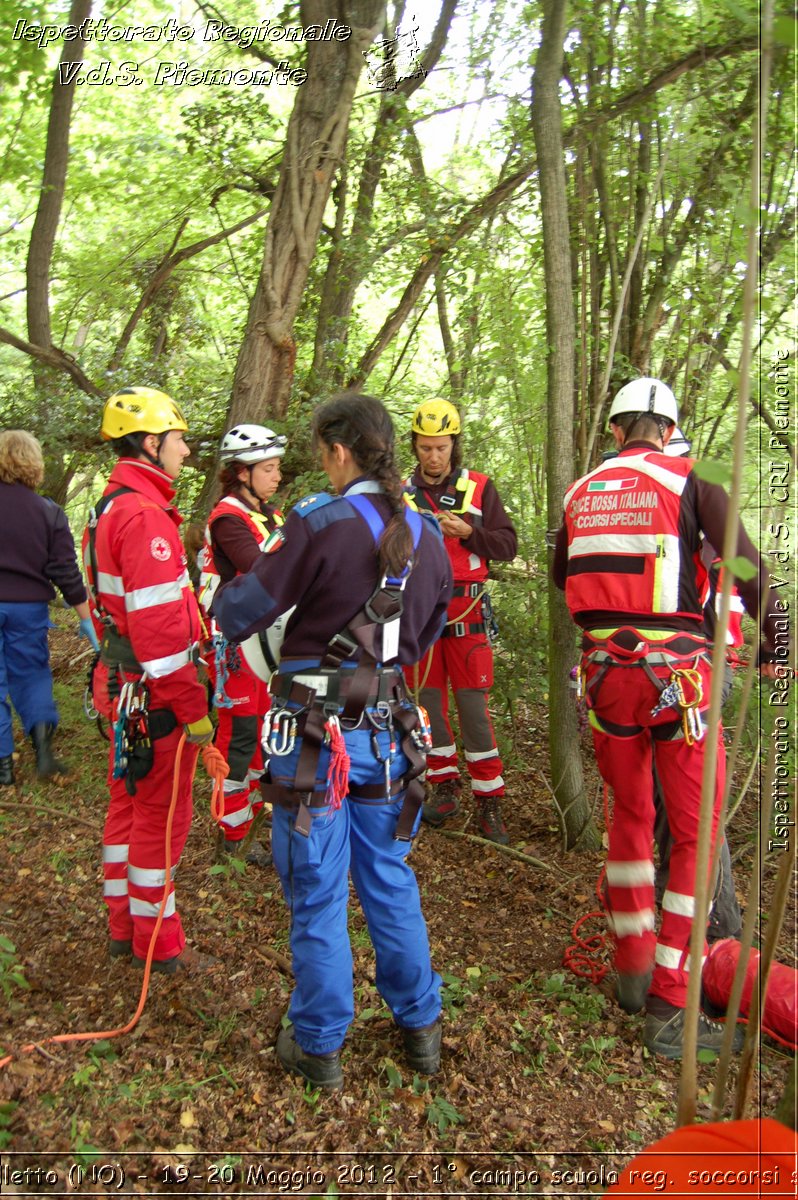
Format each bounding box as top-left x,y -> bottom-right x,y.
30,722 -> 68,778
0,756 -> 14,787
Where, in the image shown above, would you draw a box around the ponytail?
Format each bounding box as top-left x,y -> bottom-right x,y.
312,392 -> 414,578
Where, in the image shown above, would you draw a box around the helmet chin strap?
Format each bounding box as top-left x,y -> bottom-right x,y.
239,466 -> 265,509
139,433 -> 163,468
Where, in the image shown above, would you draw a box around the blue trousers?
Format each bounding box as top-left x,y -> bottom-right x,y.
0,601 -> 59,757
270,722 -> 442,1056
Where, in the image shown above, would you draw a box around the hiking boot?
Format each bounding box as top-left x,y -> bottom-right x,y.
30,722 -> 68,778
0,756 -> 14,787
109,938 -> 132,959
421,779 -> 461,827
615,970 -> 652,1015
276,1023 -> 343,1091
245,838 -> 272,867
476,797 -> 509,845
221,837 -> 272,868
644,1000 -> 740,1060
132,945 -> 220,976
401,1018 -> 442,1075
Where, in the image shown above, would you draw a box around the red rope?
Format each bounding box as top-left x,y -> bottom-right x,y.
324,719 -> 350,810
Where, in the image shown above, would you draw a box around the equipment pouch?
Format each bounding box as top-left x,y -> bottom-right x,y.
100,626 -> 144,674
148,709 -> 178,740
124,740 -> 154,796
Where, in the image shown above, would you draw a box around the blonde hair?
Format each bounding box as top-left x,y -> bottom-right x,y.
0,430 -> 45,488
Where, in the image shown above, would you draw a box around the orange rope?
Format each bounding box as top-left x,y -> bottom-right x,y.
563,784 -> 613,985
202,741 -> 229,824
0,733 -> 227,1072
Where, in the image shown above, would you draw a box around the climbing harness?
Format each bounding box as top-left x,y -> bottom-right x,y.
113,680 -> 149,781
260,493 -> 429,841
110,678 -> 180,795
578,627 -> 710,740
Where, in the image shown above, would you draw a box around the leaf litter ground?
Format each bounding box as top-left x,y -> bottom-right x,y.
0,618 -> 792,1196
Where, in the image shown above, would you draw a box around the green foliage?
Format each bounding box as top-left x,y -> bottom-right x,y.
722,555 -> 758,583
0,1101 -> 17,1149
426,1093 -> 465,1132
0,0 -> 790,825
692,460 -> 733,486
0,936 -> 30,1000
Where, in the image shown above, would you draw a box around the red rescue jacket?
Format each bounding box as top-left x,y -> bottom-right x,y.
562,449 -> 708,628
82,459 -> 206,724
405,469 -> 492,583
197,495 -> 284,618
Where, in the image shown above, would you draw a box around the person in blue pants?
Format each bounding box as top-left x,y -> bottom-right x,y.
0,430 -> 99,785
213,392 -> 452,1090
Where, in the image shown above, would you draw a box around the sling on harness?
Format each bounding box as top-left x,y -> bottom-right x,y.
260,496 -> 430,841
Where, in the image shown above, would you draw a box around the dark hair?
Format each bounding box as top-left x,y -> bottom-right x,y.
218,463 -> 244,495
612,412 -> 672,443
110,431 -> 149,458
312,392 -> 413,578
411,430 -> 462,474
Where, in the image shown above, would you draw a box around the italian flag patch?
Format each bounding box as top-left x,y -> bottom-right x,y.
263,528 -> 285,554
587,478 -> 637,492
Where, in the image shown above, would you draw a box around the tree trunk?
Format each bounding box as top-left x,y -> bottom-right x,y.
227,0 -> 386,427
532,0 -> 598,851
26,0 -> 93,350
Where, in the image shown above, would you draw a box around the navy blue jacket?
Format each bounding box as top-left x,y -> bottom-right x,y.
213,480 -> 452,666
0,482 -> 87,606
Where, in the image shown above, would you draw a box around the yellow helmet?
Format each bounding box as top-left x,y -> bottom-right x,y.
101,387 -> 188,441
411,399 -> 461,436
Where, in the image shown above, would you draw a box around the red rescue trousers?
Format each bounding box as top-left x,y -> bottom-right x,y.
102,726 -> 198,961
585,654 -> 724,1008
207,649 -> 268,843
405,594 -> 504,799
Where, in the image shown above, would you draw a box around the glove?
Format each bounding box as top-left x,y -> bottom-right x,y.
184,715 -> 214,745
78,617 -> 100,652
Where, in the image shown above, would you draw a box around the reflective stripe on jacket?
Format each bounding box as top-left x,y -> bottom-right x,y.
198,495 -> 283,616
82,458 -> 206,724
562,450 -> 707,624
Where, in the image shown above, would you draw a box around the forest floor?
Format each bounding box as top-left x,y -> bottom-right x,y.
0,614 -> 793,1197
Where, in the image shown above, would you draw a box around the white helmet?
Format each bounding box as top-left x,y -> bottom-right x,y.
608,378 -> 678,427
663,426 -> 692,457
219,424 -> 286,465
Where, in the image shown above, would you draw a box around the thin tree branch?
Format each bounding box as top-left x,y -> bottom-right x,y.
108,206 -> 268,370
351,36 -> 759,386
0,326 -> 102,396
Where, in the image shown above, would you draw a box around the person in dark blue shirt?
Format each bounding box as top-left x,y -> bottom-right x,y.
214,392 -> 452,1090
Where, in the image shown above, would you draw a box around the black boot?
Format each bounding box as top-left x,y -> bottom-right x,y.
30,723 -> 68,778
0,756 -> 14,787
401,1018 -> 442,1075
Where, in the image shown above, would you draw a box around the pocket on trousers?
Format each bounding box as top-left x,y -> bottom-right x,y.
462,641 -> 494,689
